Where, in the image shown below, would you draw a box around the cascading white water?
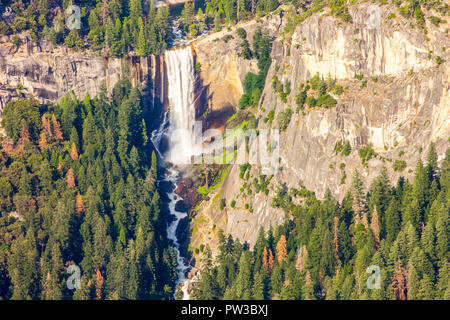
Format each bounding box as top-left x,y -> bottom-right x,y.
151,47 -> 199,300
165,47 -> 200,165
164,170 -> 193,300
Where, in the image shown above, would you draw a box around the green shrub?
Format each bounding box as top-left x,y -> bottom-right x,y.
238,73 -> 264,109
360,80 -> 367,89
387,13 -> 396,20
267,110 -> 275,123
0,21 -> 12,35
309,73 -> 327,93
393,160 -> 407,172
428,16 -> 443,26
306,96 -> 317,107
335,140 -> 352,156
332,85 -> 344,95
316,93 -> 337,108
239,163 -> 251,179
277,108 -> 293,131
12,35 -> 21,48
219,199 -> 225,210
236,27 -> 247,39
358,144 -> 376,166
398,6 -> 410,18
238,39 -> 252,59
414,7 -> 425,29
436,56 -> 445,65
222,34 -> 233,43
189,24 -> 198,37
295,90 -> 307,108
12,16 -> 28,32
230,200 -> 236,208
340,170 -> 347,184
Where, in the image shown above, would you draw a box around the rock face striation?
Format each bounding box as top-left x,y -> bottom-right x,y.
189,4 -> 450,251
0,36 -> 166,116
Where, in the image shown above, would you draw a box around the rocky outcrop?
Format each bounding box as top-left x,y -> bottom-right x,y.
192,13 -> 283,129
190,4 -> 450,250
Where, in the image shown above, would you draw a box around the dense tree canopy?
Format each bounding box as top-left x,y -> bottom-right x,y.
0,79 -> 177,300
192,145 -> 450,300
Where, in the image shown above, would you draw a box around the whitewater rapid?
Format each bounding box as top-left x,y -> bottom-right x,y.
163,170 -> 193,299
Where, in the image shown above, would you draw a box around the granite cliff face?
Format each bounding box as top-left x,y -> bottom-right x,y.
188,4 -> 450,253
0,35 -> 166,116
192,14 -> 282,129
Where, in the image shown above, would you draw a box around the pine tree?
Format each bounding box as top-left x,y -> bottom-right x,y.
421,223 -> 436,262
370,205 -> 380,247
8,230 -> 39,300
418,274 -> 435,299
38,0 -> 49,27
412,159 -> 429,214
295,245 -> 308,272
252,270 -> 265,299
137,23 -> 148,56
67,168 -> 76,189
333,216 -> 339,261
75,192 -> 84,217
52,114 -> 64,141
100,0 -> 109,25
276,235 -> 287,263
303,271 -> 315,300
425,142 -> 438,182
385,198 -> 400,244
351,169 -> 365,222
234,251 -> 253,299
42,114 -> 52,136
407,262 -> 420,300
404,198 -> 421,233
71,142 -> 78,160
237,0 -> 249,21
181,1 -> 195,29
440,149 -> 450,191
16,122 -> 30,154
392,259 -> 407,300
39,131 -> 48,150
96,269 -> 104,300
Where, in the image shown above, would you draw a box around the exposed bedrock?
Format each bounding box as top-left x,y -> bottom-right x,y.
189,4 -> 450,251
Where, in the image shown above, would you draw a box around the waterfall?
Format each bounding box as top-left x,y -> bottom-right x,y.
165,47 -> 199,165
151,46 -> 199,300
